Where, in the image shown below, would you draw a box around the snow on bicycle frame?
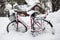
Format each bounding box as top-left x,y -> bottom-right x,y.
6,1 -> 54,33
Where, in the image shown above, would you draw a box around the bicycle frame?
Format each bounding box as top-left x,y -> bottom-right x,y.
30,17 -> 43,31
15,13 -> 43,32
14,10 -> 44,32
7,10 -> 54,35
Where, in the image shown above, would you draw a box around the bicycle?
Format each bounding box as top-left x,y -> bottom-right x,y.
6,10 -> 55,36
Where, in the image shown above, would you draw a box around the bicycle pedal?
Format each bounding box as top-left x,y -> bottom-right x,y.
52,32 -> 55,35
42,27 -> 45,31
31,30 -> 35,32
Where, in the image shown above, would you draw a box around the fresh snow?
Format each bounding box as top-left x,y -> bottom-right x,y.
0,9 -> 60,40
25,0 -> 40,5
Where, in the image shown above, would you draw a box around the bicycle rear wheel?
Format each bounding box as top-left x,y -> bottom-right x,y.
7,20 -> 27,33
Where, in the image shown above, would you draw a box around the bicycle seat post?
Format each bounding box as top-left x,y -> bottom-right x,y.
31,13 -> 36,31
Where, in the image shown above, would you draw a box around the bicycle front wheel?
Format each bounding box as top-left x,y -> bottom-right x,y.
33,19 -> 55,34
42,19 -> 55,34
7,20 -> 27,33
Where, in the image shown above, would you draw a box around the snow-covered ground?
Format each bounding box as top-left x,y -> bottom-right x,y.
0,10 -> 60,40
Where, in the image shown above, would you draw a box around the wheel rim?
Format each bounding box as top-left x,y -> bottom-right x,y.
7,21 -> 27,33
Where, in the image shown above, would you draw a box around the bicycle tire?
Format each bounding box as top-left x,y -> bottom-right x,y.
32,18 -> 55,34
43,19 -> 55,34
7,20 -> 27,33
42,19 -> 53,28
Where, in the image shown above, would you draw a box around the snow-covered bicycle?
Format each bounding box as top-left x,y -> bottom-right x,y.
6,10 -> 55,36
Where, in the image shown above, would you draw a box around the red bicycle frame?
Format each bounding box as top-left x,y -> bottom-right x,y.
15,11 -> 42,32
30,17 -> 42,31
